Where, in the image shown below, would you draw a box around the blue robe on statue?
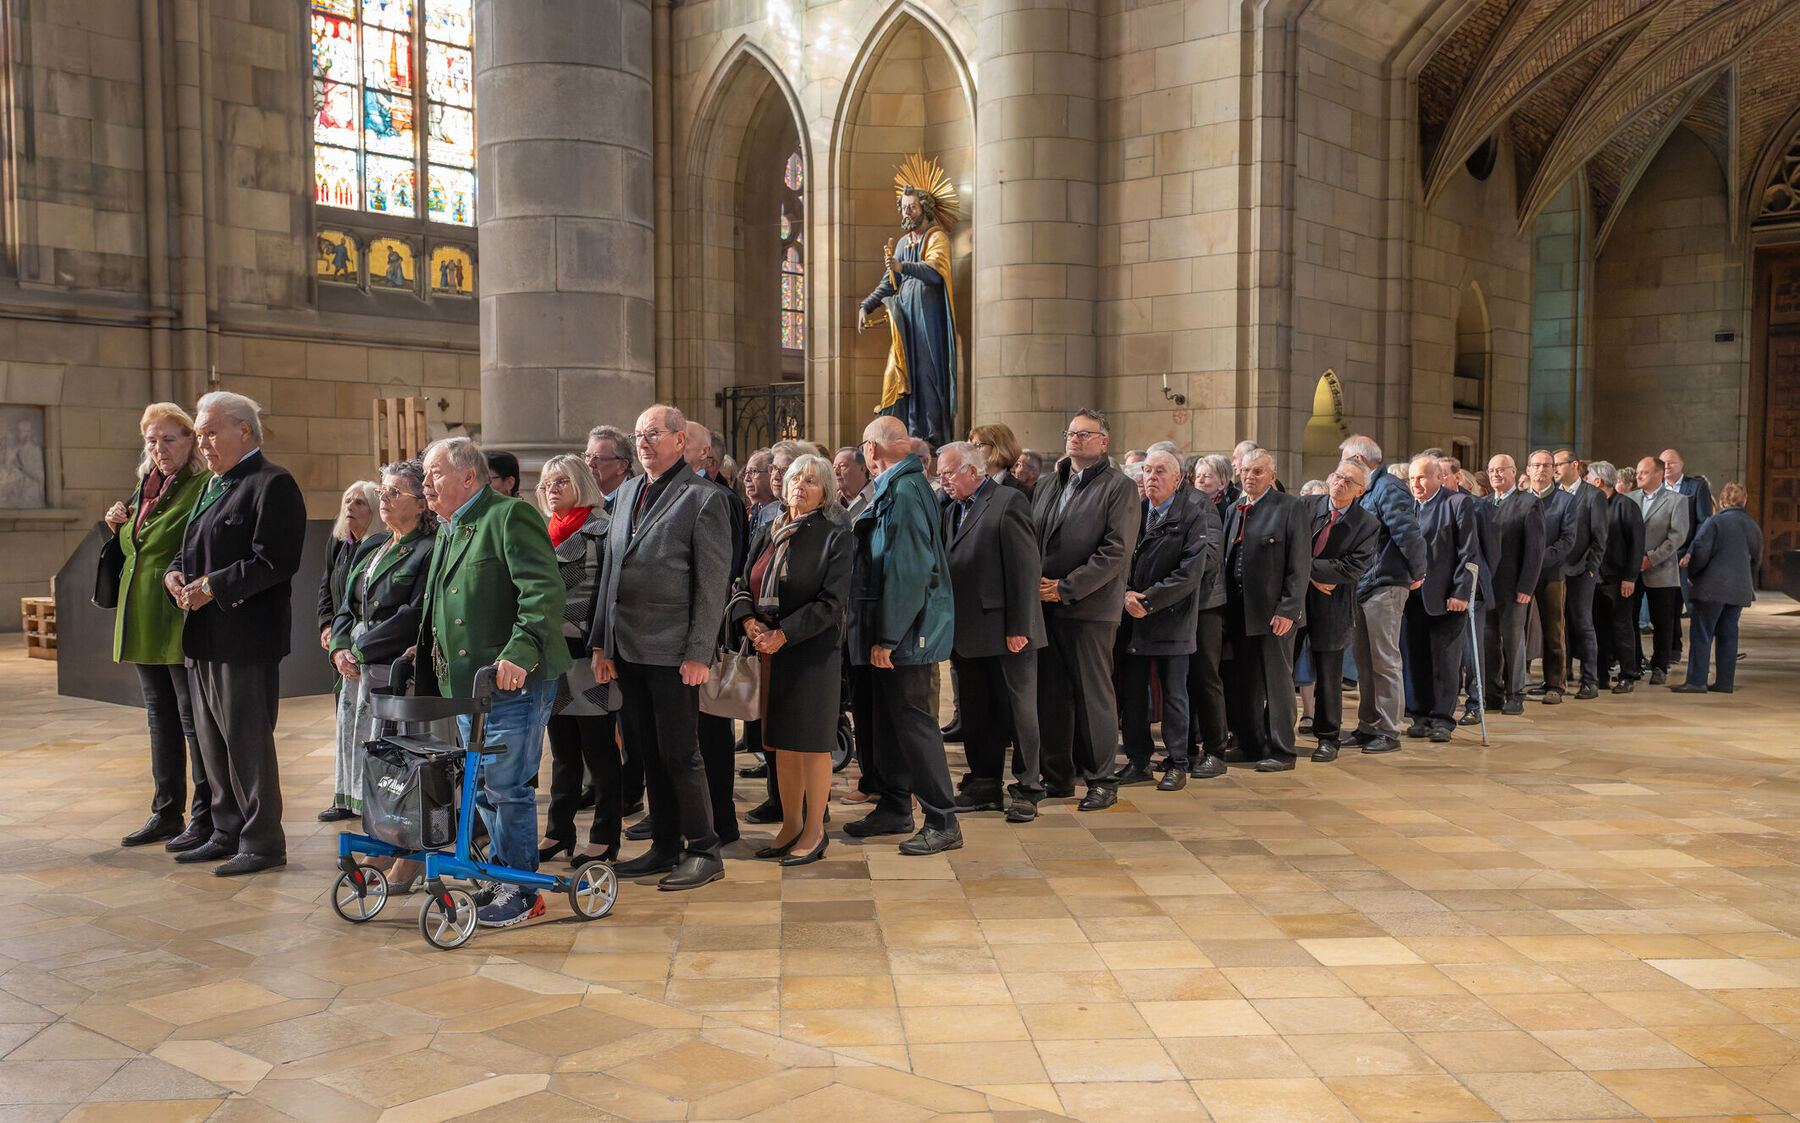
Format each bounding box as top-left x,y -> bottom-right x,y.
860,228 -> 958,449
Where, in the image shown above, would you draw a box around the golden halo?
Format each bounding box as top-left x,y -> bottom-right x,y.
893,152 -> 960,225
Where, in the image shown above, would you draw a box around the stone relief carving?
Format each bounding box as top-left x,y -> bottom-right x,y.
0,406 -> 48,509
1760,136 -> 1800,222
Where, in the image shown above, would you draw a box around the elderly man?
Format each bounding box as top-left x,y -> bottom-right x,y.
585,425 -> 636,512
1553,449 -> 1608,698
1588,461 -> 1646,691
1662,446 -> 1712,662
834,445 -> 874,518
1405,454 -> 1478,742
1342,435 -> 1424,756
164,392 -> 305,876
1012,449 -> 1043,499
1116,449 -> 1217,791
681,419 -> 747,846
1300,461 -> 1378,762
415,436 -> 569,922
742,448 -> 780,534
1222,448 -> 1310,770
937,441 -> 1045,820
1032,409 -> 1139,809
1483,454 -> 1545,716
1523,450 -> 1578,704
1633,455 -> 1690,684
589,406 -> 735,891
844,415 -> 961,854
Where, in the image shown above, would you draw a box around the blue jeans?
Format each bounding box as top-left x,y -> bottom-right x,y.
1684,601 -> 1741,690
458,679 -> 556,874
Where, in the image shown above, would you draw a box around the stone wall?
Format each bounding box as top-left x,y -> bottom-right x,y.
1529,183 -> 1585,450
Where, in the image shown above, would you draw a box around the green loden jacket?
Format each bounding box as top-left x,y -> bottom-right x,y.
415,487 -> 570,698
112,468 -> 210,665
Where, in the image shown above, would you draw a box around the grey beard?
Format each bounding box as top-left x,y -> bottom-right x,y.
900,213 -> 922,232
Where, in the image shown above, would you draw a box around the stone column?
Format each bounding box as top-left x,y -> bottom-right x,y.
474,0 -> 655,459
972,0 -> 1101,450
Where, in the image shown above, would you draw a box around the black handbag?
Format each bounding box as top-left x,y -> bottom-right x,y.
361,737 -> 462,850
93,525 -> 125,609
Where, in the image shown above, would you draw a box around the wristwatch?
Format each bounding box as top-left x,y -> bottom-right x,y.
199,576 -> 213,597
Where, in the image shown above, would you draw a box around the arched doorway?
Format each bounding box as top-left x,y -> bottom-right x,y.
1453,280 -> 1490,463
831,9 -> 975,447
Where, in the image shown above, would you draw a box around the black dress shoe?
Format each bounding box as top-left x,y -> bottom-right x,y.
613,849 -> 680,878
164,822 -> 211,853
1501,699 -> 1524,716
1612,679 -> 1635,694
1297,716 -> 1313,735
1405,722 -> 1430,739
755,836 -> 798,859
538,839 -> 572,862
122,816 -> 183,847
1360,735 -> 1401,754
1076,785 -> 1118,812
623,817 -> 655,841
781,836 -> 830,866
842,814 -> 913,838
623,799 -> 645,817
899,827 -> 963,855
1254,757 -> 1295,772
1189,754 -> 1227,779
571,848 -> 617,867
174,839 -> 234,864
954,786 -> 1004,812
1669,682 -> 1708,694
940,720 -> 963,743
739,761 -> 769,779
1458,708 -> 1482,726
1005,794 -> 1038,823
214,852 -> 286,877
1429,726 -> 1453,743
1574,683 -> 1599,700
658,854 -> 725,891
1310,742 -> 1339,763
317,806 -> 357,823
1156,768 -> 1188,792
744,801 -> 782,824
1648,668 -> 1667,685
1115,762 -> 1155,786
1709,684 -> 1734,693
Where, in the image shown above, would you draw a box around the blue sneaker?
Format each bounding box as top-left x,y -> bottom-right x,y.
476,885 -> 544,928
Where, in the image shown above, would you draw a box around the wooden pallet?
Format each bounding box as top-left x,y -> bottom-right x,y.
20,596 -> 54,660
374,396 -> 429,465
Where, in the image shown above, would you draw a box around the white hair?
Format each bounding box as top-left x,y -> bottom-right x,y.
195,391 -> 264,443
935,441 -> 980,474
1241,447 -> 1275,472
1340,434 -> 1382,466
784,453 -> 835,509
331,480 -> 379,540
1143,449 -> 1183,477
424,436 -> 487,478
1588,460 -> 1619,488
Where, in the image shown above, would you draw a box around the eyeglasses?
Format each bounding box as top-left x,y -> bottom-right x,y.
536,478 -> 573,493
1064,430 -> 1104,442
586,454 -> 625,466
1327,471 -> 1363,489
376,487 -> 422,501
974,442 -> 993,451
631,428 -> 669,444
1552,458 -> 1573,469
744,467 -> 770,477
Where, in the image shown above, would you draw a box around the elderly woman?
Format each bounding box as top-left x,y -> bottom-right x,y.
1192,453 -> 1235,517
323,461 -> 437,835
730,453 -> 851,866
318,481 -> 379,651
969,422 -> 1026,495
106,403 -> 214,850
534,454 -> 620,865
1674,482 -> 1762,695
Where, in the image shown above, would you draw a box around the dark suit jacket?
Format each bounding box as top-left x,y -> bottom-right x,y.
168,450 -> 307,664
1675,474 -> 1714,550
588,461 -> 734,667
729,511 -> 852,748
1032,458 -> 1140,623
1414,488 -> 1477,615
942,479 -> 1044,659
1488,490 -> 1546,602
1687,506 -> 1761,606
1561,481 -> 1608,579
1122,486 -> 1217,656
1454,491 -> 1498,604
1223,489 -> 1310,635
704,471 -> 749,584
328,527 -> 435,667
317,534 -> 359,631
1304,495 -> 1379,651
1534,486 -> 1579,580
1599,492 -> 1646,583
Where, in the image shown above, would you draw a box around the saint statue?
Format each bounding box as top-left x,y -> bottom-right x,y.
856,153 -> 960,448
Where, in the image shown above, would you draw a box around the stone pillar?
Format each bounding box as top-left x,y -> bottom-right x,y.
972,0 -> 1101,450
474,0 -> 655,459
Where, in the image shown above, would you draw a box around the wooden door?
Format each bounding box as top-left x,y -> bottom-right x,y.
1751,248 -> 1800,587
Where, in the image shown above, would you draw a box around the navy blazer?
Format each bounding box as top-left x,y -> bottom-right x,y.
1413,489 -> 1477,615
1687,507 -> 1761,607
1122,486 -> 1218,656
1533,486 -> 1579,580
1674,474 -> 1714,551
1488,490 -> 1546,602
1303,495 -> 1379,651
1563,481 -> 1609,579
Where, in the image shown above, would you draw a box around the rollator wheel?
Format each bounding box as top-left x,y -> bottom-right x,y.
832,713 -> 853,773
330,866 -> 388,923
568,861 -> 618,920
417,887 -> 478,949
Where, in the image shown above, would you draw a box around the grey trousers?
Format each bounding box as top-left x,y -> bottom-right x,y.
1483,598 -> 1531,702
1352,585 -> 1409,739
189,658 -> 285,857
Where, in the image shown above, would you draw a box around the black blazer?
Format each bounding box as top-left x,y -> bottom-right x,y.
1456,491 -> 1498,604
707,471 -> 749,588
1534,486 -> 1579,580
317,535 -> 358,630
1303,495 -> 1379,651
168,450 -> 307,663
1122,486 -> 1217,656
942,480 -> 1044,659
729,512 -> 853,750
1562,481 -> 1609,579
1223,489 -> 1310,634
1676,474 -> 1714,551
1414,488 -> 1478,614
1488,490 -> 1546,602
329,528 -> 436,666
1599,492 -> 1646,583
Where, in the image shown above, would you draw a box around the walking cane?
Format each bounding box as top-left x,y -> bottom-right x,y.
1464,562 -> 1489,747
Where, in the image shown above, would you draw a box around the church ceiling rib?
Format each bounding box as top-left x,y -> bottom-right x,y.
1507,42 -> 1616,199
1733,13 -> 1800,230
1586,84 -> 1707,246
1419,0 -> 1518,169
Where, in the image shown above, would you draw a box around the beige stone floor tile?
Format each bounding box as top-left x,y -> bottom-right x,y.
548,1071 -> 688,1119
1650,1022 -> 1800,1067
900,1004 -> 1030,1043
893,972 -> 1013,1006
1055,1079 -> 1207,1121
1455,1070 -> 1639,1119
1135,999 -> 1274,1038
1110,967 -> 1239,1001
1162,1034 -> 1313,1079
1326,1073 -> 1500,1121
1645,956 -> 1800,990
1591,1066 -> 1778,1115
1251,997 -> 1395,1035
60,1101 -> 221,1123
608,1039 -> 782,1099
1035,1038 -> 1180,1082
1532,1027 -> 1705,1070
1017,1002 -> 1154,1041
781,974 -> 896,1008
5,1022 -> 138,1060
778,1007 -> 907,1046
1190,1076 -> 1359,1123
1412,1029 -> 1572,1073
1219,965 -> 1352,999
908,1041 -> 1047,1086
149,1040 -> 273,1094
1285,1031 -> 1444,1076
744,1079 -> 935,1122
833,1063 -> 993,1112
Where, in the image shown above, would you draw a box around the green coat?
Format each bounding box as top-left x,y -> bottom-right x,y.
415,487 -> 571,698
113,468 -> 211,665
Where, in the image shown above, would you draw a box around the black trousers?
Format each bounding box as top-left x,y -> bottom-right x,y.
953,650 -> 1042,797
1309,646 -> 1347,744
1403,598 -> 1467,727
1122,653 -> 1190,767
1038,614 -> 1122,790
615,660 -> 719,859
1594,580 -> 1640,682
1186,607 -> 1227,757
1483,598 -> 1531,702
1643,585 -> 1682,672
545,712 -> 620,854
135,662 -> 211,827
188,659 -> 284,855
869,663 -> 958,832
1227,621 -> 1297,762
848,663 -> 880,796
1563,573 -> 1599,685
697,714 -> 741,844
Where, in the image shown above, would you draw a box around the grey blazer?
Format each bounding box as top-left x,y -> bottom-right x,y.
1638,487 -> 1690,589
587,462 -> 734,667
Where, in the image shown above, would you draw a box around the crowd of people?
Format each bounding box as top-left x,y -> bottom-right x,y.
100,392 -> 1767,927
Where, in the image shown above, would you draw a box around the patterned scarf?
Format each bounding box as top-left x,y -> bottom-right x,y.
756,509 -> 814,615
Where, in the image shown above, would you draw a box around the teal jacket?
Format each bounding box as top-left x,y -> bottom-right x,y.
848,455 -> 954,666
415,487 -> 571,697
112,468 -> 210,665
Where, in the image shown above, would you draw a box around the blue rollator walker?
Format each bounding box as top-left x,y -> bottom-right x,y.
329,658 -> 618,949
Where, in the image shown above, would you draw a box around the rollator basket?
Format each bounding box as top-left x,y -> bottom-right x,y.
361,735 -> 463,851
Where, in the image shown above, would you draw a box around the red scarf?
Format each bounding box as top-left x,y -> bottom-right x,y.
548,506 -> 592,547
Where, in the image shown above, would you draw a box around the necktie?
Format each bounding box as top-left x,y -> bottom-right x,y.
1146,506 -> 1165,533
1232,501 -> 1250,545
954,500 -> 969,533
1312,507 -> 1337,556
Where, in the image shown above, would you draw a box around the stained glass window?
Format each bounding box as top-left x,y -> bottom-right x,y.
312,0 -> 474,227
779,151 -> 804,351
784,153 -> 804,192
